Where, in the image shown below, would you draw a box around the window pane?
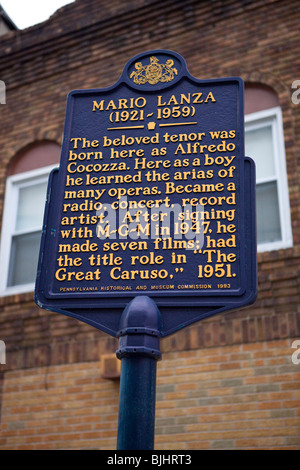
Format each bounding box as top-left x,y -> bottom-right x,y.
7,231 -> 41,286
245,125 -> 275,180
15,181 -> 47,231
256,181 -> 281,244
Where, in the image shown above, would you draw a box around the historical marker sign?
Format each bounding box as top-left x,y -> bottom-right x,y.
35,50 -> 257,337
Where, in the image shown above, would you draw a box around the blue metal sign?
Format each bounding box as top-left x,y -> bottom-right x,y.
35,50 -> 257,337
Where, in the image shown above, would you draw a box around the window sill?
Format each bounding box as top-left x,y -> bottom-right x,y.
257,243 -> 295,264
257,239 -> 293,253
0,284 -> 35,306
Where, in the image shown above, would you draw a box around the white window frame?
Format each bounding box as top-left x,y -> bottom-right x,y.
245,106 -> 292,252
0,164 -> 57,296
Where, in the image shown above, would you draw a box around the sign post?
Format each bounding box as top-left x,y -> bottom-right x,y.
35,50 -> 257,450
116,296 -> 161,450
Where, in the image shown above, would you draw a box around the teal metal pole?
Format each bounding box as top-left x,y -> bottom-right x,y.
116,296 -> 162,450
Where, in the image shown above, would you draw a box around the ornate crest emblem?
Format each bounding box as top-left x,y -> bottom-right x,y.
130,56 -> 178,85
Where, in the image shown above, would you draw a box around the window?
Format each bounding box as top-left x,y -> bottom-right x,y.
0,141 -> 60,296
245,106 -> 292,252
0,165 -> 56,295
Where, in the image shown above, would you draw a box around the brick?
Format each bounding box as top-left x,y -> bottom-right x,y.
236,439 -> 259,447
210,440 -> 234,449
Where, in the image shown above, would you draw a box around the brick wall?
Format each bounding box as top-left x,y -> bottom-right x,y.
0,0 -> 300,450
156,340 -> 300,450
0,362 -> 120,449
1,339 -> 299,450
